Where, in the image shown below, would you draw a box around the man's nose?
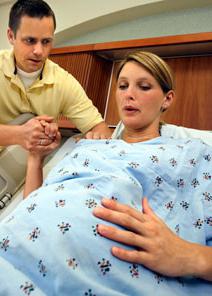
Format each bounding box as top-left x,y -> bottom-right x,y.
33,42 -> 43,56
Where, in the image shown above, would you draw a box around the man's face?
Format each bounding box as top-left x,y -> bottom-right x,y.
8,15 -> 54,73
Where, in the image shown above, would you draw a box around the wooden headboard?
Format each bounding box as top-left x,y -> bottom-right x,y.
50,32 -> 212,130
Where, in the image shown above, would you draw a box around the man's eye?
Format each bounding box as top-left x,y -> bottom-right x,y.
24,38 -> 36,44
42,39 -> 52,45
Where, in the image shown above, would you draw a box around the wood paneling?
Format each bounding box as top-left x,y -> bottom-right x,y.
105,62 -> 120,125
51,32 -> 212,57
85,55 -> 113,116
50,53 -> 93,90
162,56 -> 212,130
49,52 -> 113,129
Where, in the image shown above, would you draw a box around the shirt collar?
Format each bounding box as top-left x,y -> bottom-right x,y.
1,49 -> 16,78
39,59 -> 55,84
2,49 -> 54,85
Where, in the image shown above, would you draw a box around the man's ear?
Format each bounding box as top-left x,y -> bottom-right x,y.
7,27 -> 15,45
162,90 -> 175,111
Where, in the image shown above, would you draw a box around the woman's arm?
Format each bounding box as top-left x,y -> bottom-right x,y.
93,197 -> 212,281
23,153 -> 45,198
23,122 -> 61,198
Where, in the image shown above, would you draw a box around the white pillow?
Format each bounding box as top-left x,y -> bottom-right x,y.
112,121 -> 212,146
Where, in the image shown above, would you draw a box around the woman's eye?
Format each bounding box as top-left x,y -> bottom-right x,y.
139,85 -> 151,91
118,84 -> 128,90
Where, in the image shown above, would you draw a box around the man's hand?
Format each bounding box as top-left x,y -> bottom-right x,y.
19,115 -> 60,152
84,122 -> 112,139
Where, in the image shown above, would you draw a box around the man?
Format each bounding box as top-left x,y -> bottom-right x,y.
0,0 -> 111,153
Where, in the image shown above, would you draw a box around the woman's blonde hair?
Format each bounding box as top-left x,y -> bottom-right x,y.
117,51 -> 174,93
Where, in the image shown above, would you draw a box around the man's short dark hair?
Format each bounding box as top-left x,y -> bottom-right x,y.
9,0 -> 56,35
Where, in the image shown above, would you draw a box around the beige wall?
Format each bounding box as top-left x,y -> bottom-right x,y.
0,2 -> 12,49
0,0 -> 212,49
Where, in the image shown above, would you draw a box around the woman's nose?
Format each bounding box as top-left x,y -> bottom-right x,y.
124,87 -> 135,100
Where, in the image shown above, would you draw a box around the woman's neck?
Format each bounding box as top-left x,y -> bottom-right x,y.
122,127 -> 160,143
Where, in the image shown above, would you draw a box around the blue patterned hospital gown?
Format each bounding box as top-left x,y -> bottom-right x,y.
0,137 -> 211,296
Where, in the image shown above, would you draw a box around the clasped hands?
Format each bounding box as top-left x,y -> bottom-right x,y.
22,115 -> 61,154
93,197 -> 203,279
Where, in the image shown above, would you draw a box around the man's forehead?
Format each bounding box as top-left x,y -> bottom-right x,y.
18,15 -> 54,30
17,15 -> 54,38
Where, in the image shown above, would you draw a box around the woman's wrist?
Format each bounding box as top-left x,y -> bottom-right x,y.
27,153 -> 45,169
192,244 -> 212,281
181,241 -> 212,281
24,153 -> 45,199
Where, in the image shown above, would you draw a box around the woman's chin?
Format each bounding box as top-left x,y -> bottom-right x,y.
122,119 -> 141,130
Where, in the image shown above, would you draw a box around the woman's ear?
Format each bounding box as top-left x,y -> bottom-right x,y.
161,90 -> 175,112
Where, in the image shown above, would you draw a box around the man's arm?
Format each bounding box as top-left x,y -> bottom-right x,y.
0,124 -> 24,147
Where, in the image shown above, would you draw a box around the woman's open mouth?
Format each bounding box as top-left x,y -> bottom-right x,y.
123,106 -> 139,115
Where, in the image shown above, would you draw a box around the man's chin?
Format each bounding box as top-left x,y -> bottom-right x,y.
25,64 -> 43,73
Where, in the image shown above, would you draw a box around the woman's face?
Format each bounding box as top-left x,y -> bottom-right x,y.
116,61 -> 173,132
